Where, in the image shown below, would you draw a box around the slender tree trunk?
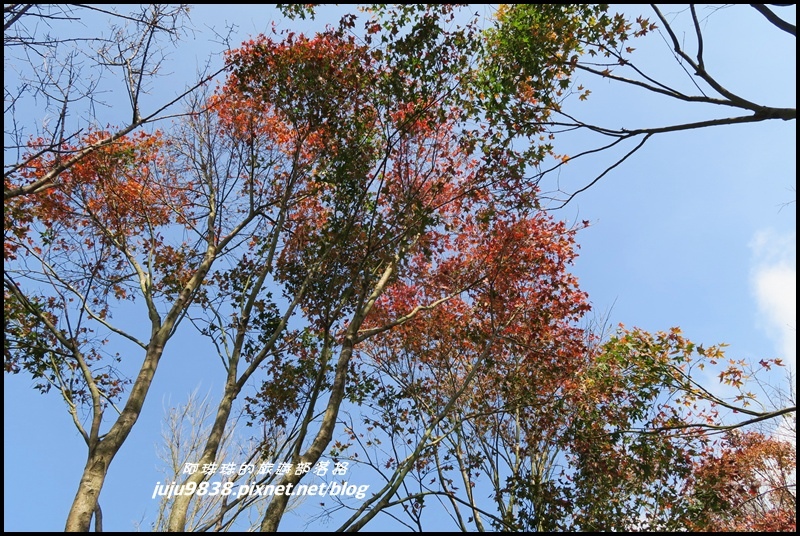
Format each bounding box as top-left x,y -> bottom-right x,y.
259,341 -> 356,532
64,344 -> 164,530
167,233 -> 300,531
167,375 -> 239,531
93,502 -> 103,532
65,451 -> 111,532
64,238 -> 219,531
63,298 -> 194,531
259,252 -> 408,531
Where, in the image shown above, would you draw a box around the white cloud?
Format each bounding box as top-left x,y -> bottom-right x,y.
750,229 -> 796,374
750,230 -> 796,451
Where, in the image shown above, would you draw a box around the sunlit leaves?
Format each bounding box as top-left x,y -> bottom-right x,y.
684,430 -> 797,532
15,131 -> 180,237
477,4 -> 653,165
7,5 -> 790,533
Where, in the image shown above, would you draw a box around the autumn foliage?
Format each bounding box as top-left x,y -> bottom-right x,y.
3,4 -> 795,533
685,430 -> 796,532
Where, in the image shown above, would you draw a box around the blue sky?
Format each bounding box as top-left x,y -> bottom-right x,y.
4,4 -> 796,532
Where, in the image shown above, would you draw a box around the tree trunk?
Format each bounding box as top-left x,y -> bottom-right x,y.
259,341 -> 356,531
65,448 -> 113,531
167,377 -> 239,531
64,341 -> 167,531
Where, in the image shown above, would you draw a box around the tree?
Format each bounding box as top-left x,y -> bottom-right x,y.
3,5 -> 266,531
160,11 -> 595,530
235,5 -> 794,531
683,430 -> 796,532
5,5 -> 593,531
148,389 -> 280,532
482,3 -> 796,206
4,114 -> 275,531
165,6 -> 794,532
4,5 -> 220,201
4,4 -> 795,532
333,320 -> 793,531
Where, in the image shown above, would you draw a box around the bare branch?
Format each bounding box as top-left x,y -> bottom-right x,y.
750,3 -> 797,36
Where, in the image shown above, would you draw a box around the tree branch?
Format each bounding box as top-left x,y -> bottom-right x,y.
750,4 -> 797,36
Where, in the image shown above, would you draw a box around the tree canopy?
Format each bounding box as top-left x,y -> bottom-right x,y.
4,4 -> 795,532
